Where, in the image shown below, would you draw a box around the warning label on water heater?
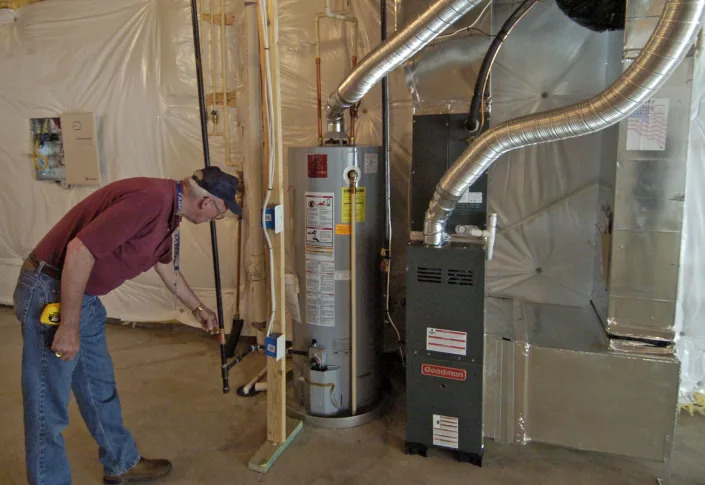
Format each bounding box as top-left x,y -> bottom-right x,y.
305,192 -> 334,251
305,192 -> 335,327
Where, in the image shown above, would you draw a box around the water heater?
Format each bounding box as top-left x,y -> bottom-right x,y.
289,145 -> 384,426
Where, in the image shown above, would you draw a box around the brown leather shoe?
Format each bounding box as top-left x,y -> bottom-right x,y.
103,457 -> 173,484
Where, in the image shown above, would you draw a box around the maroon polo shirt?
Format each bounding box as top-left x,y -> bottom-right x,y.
33,178 -> 181,296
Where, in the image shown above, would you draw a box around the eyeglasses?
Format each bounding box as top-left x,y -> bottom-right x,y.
214,201 -> 226,220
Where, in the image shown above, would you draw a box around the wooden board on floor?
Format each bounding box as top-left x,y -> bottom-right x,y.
248,417 -> 303,474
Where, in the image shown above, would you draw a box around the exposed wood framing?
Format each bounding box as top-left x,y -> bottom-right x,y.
201,12 -> 235,25
205,90 -> 237,107
0,0 -> 42,9
248,0 -> 301,472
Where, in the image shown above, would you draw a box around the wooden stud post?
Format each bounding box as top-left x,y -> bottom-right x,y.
248,0 -> 302,472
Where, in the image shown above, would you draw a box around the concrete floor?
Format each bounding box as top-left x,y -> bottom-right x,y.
1,306 -> 704,485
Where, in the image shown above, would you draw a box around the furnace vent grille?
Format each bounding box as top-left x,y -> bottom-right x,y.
417,266 -> 442,284
448,268 -> 474,286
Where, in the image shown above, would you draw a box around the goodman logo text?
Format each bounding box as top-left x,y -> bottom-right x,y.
421,364 -> 467,381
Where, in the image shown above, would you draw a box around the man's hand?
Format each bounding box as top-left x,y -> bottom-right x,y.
56,237 -> 94,362
51,325 -> 80,361
193,306 -> 218,335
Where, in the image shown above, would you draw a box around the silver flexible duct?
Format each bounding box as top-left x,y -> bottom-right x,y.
324,0 -> 483,129
424,0 -> 705,246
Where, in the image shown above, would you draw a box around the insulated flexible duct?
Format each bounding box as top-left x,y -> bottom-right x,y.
324,0 -> 484,129
423,0 -> 705,246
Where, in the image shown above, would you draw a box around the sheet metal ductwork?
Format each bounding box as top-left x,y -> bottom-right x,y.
324,0 -> 484,129
423,0 -> 705,246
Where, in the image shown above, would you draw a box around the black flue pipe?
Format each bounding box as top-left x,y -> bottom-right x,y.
189,0 -> 230,393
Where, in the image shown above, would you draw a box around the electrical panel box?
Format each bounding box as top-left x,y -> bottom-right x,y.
31,117 -> 65,182
60,112 -> 103,186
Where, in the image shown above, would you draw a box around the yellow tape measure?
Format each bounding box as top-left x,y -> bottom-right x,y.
40,303 -> 61,326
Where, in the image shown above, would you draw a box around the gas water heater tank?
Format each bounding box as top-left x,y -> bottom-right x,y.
289,145 -> 384,424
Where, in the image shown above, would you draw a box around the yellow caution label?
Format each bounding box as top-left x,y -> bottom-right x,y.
341,187 -> 366,223
336,224 -> 351,235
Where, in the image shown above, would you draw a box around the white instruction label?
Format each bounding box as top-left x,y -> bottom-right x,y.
333,338 -> 350,355
433,414 -> 459,449
335,270 -> 351,281
459,189 -> 483,204
305,192 -> 335,327
364,153 -> 378,173
426,327 -> 467,356
627,97 -> 669,151
305,253 -> 335,327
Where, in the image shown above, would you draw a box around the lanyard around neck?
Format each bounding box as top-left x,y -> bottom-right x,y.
174,181 -> 183,273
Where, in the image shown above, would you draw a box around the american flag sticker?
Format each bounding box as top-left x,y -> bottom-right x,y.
433,414 -> 459,449
626,97 -> 669,151
426,327 -> 467,356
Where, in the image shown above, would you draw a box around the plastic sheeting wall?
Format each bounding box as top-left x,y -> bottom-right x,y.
677,39 -> 705,403
0,0 -> 241,327
0,0 -> 410,331
0,0 -> 621,331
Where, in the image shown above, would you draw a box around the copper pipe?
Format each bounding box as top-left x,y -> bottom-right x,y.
348,170 -> 359,415
349,55 -> 358,142
235,216 -> 243,316
314,1 -> 359,140
316,57 -> 323,145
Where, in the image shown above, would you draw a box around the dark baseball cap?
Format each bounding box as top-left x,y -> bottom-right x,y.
192,167 -> 242,215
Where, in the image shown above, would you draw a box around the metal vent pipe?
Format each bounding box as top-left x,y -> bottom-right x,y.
424,0 -> 705,246
324,0 -> 484,132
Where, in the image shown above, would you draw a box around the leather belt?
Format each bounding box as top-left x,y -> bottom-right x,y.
22,252 -> 62,280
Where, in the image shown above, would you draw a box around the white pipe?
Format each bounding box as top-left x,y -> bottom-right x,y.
325,0 -> 354,22
244,1 -> 267,342
259,0 -> 277,337
243,365 -> 268,394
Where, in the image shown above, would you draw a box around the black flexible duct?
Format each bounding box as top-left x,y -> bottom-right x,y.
555,0 -> 625,32
189,0 -> 230,394
465,0 -> 539,132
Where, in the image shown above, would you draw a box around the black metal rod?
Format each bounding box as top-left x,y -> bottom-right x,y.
189,0 -> 230,394
381,0 -> 390,252
465,0 -> 539,132
287,349 -> 308,357
226,345 -> 263,372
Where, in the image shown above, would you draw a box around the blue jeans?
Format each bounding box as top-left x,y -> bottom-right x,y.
14,266 -> 140,485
